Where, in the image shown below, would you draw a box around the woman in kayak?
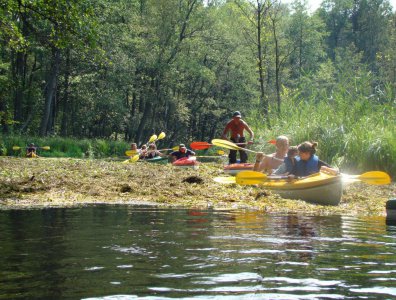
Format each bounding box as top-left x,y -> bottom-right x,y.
145,143 -> 166,159
290,141 -> 338,177
169,144 -> 195,162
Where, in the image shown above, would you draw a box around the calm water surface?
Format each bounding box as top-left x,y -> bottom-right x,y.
0,205 -> 396,299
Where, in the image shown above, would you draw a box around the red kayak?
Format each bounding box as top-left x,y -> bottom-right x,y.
223,163 -> 254,175
172,157 -> 200,169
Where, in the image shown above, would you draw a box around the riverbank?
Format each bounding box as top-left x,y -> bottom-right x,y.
0,157 -> 394,215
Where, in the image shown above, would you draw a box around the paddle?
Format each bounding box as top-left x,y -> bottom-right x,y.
158,145 -> 179,152
125,149 -> 138,156
236,171 -> 268,185
342,171 -> 391,185
148,134 -> 157,143
191,141 -> 258,150
122,154 -> 140,164
157,132 -> 166,141
213,176 -> 236,184
13,146 -> 50,151
211,139 -> 257,153
234,170 -> 390,186
190,142 -> 212,150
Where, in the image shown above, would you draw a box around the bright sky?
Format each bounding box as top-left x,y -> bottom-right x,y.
281,0 -> 396,12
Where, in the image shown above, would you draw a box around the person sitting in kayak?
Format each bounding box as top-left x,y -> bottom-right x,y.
26,143 -> 38,158
273,146 -> 299,175
254,135 -> 289,174
128,143 -> 141,157
139,144 -> 148,159
145,143 -> 166,159
289,141 -> 338,177
170,144 -> 195,162
221,111 -> 254,164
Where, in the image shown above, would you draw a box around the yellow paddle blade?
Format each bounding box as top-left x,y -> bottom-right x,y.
157,132 -> 166,140
213,176 -> 236,184
130,154 -> 140,162
211,139 -> 241,151
12,146 -> 21,151
236,171 -> 268,185
125,150 -> 137,156
217,150 -> 225,155
343,171 -> 391,185
40,146 -> 50,150
122,154 -> 140,164
148,135 -> 157,143
172,145 -> 179,151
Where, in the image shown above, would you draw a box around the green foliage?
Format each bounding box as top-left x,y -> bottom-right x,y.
0,135 -> 130,158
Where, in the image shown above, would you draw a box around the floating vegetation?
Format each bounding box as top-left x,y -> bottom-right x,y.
0,157 -> 393,216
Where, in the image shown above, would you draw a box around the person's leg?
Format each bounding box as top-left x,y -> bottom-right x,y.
239,137 -> 248,163
229,150 -> 237,164
229,137 -> 238,164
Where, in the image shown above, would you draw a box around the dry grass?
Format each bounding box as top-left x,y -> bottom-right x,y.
0,157 -> 394,216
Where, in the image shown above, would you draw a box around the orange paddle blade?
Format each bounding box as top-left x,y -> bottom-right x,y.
190,142 -> 212,150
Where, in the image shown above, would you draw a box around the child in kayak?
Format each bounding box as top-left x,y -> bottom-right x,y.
139,145 -> 148,159
273,146 -> 299,175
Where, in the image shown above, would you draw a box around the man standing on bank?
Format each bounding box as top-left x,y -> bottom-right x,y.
221,111 -> 254,164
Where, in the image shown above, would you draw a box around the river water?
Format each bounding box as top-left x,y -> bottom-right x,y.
0,205 -> 396,299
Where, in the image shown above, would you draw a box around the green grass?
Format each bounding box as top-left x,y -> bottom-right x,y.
0,135 -> 130,159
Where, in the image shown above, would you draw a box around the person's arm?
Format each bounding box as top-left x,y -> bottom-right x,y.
319,160 -> 339,175
244,122 -> 254,144
221,122 -> 230,139
253,152 -> 265,172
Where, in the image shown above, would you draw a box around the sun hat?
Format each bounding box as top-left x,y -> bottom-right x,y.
232,111 -> 241,117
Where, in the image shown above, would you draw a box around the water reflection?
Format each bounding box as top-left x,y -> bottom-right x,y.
0,206 -> 395,299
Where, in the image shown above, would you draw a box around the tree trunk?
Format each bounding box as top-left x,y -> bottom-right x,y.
13,51 -> 26,127
135,98 -> 152,144
272,18 -> 281,116
61,48 -> 71,136
256,1 -> 270,128
40,47 -> 60,136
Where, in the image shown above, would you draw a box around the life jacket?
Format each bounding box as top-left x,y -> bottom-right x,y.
172,149 -> 193,160
284,156 -> 300,173
295,155 -> 319,177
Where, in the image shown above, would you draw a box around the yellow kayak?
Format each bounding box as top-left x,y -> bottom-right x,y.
260,172 -> 342,206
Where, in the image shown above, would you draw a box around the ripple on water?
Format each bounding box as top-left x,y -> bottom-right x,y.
194,272 -> 263,284
350,286 -> 396,297
110,245 -> 149,255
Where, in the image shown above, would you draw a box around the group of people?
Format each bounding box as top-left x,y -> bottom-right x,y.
130,142 -> 196,163
222,111 -> 338,177
128,110 -> 338,177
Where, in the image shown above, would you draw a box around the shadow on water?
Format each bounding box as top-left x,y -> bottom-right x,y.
0,205 -> 396,299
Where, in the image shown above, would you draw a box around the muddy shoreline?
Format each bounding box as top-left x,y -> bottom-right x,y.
0,157 -> 394,215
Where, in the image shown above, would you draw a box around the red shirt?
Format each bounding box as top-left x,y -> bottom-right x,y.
223,119 -> 250,139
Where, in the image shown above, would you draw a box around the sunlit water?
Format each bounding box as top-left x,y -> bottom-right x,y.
1,205 -> 396,299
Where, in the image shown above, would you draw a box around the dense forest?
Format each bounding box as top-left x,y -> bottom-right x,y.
0,0 -> 395,174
